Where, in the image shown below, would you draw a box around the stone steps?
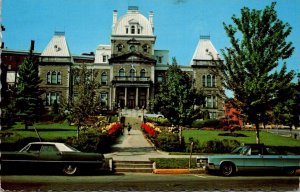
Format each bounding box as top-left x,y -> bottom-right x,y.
113,160 -> 154,173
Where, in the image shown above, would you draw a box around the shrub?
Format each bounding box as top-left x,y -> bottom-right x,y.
201,139 -> 240,153
192,119 -> 221,129
150,158 -> 197,169
153,132 -> 185,152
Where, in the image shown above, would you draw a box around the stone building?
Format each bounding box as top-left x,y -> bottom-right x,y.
1,6 -> 224,119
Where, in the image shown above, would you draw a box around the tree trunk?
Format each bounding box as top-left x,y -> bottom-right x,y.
255,122 -> 260,144
178,125 -> 182,145
77,125 -> 80,139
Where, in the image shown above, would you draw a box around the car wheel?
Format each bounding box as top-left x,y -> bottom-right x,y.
63,164 -> 77,175
220,163 -> 235,176
283,168 -> 296,176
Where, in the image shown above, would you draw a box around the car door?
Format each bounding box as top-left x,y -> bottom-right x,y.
39,144 -> 62,168
242,146 -> 264,171
262,147 -> 283,171
18,144 -> 42,169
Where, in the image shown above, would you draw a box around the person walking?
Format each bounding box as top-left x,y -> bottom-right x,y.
127,123 -> 132,135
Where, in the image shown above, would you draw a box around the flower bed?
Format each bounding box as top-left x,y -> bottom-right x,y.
141,122 -> 158,137
105,122 -> 123,135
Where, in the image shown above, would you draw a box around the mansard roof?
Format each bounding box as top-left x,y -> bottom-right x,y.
190,36 -> 220,64
41,32 -> 71,57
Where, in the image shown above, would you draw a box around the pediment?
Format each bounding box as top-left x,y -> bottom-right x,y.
109,52 -> 156,64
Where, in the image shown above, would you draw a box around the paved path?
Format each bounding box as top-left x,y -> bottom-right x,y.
104,117 -> 190,161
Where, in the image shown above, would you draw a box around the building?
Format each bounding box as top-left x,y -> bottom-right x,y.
1,6 -> 224,119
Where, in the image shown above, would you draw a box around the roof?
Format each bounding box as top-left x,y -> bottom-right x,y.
190,36 -> 220,64
41,32 -> 71,57
112,7 -> 154,36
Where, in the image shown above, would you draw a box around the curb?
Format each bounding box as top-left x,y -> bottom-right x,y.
153,169 -> 205,174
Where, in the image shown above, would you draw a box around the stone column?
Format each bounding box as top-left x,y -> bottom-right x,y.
113,86 -> 116,108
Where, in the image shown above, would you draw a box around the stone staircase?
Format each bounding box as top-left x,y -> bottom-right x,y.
113,160 -> 154,173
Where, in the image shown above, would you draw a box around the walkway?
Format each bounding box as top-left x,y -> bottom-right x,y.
104,117 -> 190,161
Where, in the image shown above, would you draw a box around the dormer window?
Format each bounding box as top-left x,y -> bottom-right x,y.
131,26 -> 135,34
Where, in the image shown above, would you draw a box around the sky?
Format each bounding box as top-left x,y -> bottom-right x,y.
2,0 -> 300,79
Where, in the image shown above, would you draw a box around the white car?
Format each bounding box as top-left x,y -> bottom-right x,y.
144,113 -> 164,118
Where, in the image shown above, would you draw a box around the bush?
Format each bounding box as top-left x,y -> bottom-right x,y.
153,132 -> 185,152
201,139 -> 240,153
192,119 -> 221,129
150,158 -> 197,169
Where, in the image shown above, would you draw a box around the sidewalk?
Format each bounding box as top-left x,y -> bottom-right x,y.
104,117 -> 192,161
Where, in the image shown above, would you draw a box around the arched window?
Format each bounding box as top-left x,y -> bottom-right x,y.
100,92 -> 108,106
51,71 -> 57,84
140,69 -> 146,78
101,72 -> 108,85
131,25 -> 135,34
57,72 -> 61,84
202,75 -> 206,87
119,68 -> 125,77
47,72 -> 51,84
212,75 -> 216,87
207,75 -> 212,87
129,69 -> 136,78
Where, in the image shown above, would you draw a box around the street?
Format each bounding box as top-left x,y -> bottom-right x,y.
1,173 -> 299,191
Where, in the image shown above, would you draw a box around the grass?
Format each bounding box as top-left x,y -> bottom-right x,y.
183,130 -> 300,147
1,121 -> 77,143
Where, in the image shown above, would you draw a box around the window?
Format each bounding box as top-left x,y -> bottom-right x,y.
47,71 -> 61,84
101,72 -> 108,85
126,27 -> 129,34
138,28 -> 141,34
157,56 -> 163,63
157,74 -> 163,82
140,69 -> 146,78
131,25 -> 135,34
143,44 -> 149,53
130,45 -> 136,52
41,145 -> 59,153
206,96 -> 213,108
103,55 -> 107,63
117,44 -> 123,52
47,72 -> 51,84
129,69 -> 136,80
46,92 -> 60,106
119,68 -> 125,77
51,71 -> 57,84
212,75 -> 216,87
202,75 -> 206,87
100,92 -> 108,106
57,72 -> 61,84
207,75 -> 212,87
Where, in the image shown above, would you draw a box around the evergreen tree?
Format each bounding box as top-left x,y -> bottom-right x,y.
220,2 -> 295,143
153,58 -> 205,144
16,55 -> 43,129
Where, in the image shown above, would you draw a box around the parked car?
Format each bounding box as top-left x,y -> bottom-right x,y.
196,144 -> 300,176
1,142 -> 106,175
144,112 -> 164,118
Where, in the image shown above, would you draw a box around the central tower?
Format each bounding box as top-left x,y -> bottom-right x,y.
110,6 -> 157,110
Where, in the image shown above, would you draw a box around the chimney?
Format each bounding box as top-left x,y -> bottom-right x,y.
112,10 -> 118,32
30,40 -> 35,51
149,11 -> 154,32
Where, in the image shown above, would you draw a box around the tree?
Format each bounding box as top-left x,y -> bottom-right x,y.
66,64 -> 101,138
15,53 -> 43,129
220,2 -> 295,143
153,58 -> 205,144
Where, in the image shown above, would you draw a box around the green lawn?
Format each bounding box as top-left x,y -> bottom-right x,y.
1,122 -> 77,143
183,130 -> 300,147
